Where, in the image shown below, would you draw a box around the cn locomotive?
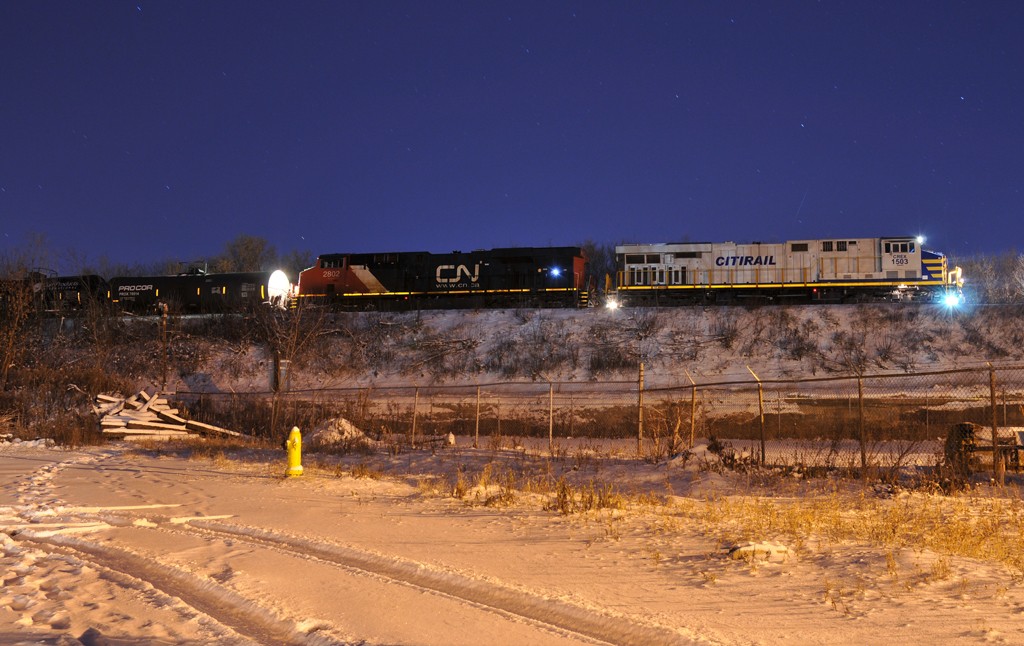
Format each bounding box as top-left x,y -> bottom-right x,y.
612,236 -> 964,306
297,246 -> 591,309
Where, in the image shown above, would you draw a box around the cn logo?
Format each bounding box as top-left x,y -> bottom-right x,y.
436,264 -> 480,284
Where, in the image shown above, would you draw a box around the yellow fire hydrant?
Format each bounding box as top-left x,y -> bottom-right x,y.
285,426 -> 303,477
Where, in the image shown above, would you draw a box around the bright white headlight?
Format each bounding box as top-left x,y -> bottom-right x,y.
268,270 -> 291,301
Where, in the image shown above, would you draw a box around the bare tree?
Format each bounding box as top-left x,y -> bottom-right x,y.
579,240 -> 616,293
0,251 -> 43,390
1013,254 -> 1024,302
957,252 -> 1021,304
253,299 -> 334,438
279,248 -> 315,283
213,235 -> 278,273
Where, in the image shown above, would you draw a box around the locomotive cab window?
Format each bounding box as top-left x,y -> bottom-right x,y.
791,243 -> 808,252
886,242 -> 914,253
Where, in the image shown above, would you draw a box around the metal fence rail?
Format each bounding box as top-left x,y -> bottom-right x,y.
179,364 -> 1024,474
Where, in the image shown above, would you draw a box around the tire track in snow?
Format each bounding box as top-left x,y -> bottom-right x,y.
186,519 -> 699,646
14,531 -> 348,646
4,450 -> 350,646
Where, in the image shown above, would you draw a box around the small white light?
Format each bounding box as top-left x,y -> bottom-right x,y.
916,235 -> 925,245
605,298 -> 620,310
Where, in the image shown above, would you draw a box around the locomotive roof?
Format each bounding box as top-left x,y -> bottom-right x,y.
317,246 -> 584,258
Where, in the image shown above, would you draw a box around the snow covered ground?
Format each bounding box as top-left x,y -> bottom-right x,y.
4,304 -> 1024,643
4,436 -> 1024,645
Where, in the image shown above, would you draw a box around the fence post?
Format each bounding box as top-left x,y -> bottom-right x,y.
990,365 -> 1003,484
474,385 -> 481,449
684,369 -> 696,449
747,366 -> 765,466
858,376 -> 866,477
412,387 -> 419,448
637,362 -> 645,457
548,382 -> 555,455
777,389 -> 782,439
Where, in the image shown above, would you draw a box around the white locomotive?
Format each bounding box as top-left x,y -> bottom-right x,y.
613,236 -> 963,305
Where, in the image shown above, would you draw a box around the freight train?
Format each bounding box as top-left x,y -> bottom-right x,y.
8,236 -> 964,315
611,236 -> 964,306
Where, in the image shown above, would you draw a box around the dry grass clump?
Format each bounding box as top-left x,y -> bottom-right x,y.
683,489 -> 1024,576
443,462 -> 525,507
1,359 -> 128,447
129,436 -> 275,463
546,478 -> 626,515
349,462 -> 384,479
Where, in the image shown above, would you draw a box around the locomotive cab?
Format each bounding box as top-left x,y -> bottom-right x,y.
879,237 -> 923,279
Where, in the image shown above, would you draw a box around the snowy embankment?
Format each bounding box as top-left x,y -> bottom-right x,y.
175,304 -> 1024,394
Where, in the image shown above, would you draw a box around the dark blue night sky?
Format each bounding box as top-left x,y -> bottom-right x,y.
2,2 -> 1022,272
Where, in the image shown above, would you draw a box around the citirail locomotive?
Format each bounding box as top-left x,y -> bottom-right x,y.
611,236 -> 963,306
297,246 -> 590,309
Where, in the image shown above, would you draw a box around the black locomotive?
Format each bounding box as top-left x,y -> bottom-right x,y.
297,246 -> 591,309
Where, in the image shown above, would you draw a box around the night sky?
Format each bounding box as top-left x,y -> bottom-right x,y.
2,2 -> 1022,273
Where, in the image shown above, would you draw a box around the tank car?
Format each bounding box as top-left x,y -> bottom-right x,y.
297,246 -> 590,309
34,273 -> 109,312
612,236 -> 964,306
109,268 -> 291,313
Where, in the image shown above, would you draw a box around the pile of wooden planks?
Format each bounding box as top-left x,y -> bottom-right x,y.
95,390 -> 242,440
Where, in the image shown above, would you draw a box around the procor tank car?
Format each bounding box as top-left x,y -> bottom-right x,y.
109,268 -> 291,313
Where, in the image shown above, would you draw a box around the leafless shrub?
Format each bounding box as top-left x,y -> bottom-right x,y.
709,309 -> 740,350
586,320 -> 635,375
775,316 -> 821,362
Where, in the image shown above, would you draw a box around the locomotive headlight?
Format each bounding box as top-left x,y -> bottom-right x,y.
605,297 -> 620,310
943,293 -> 961,308
549,267 -> 562,278
268,269 -> 291,301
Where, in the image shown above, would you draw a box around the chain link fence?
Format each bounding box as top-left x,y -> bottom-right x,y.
178,364 -> 1024,476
